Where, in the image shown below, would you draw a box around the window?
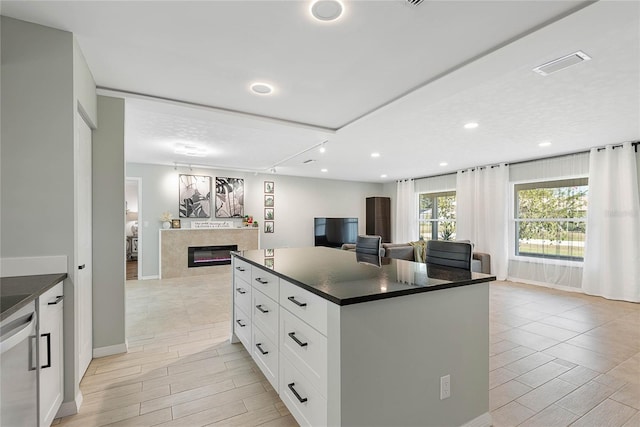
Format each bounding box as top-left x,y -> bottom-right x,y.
514,178 -> 588,261
418,191 -> 456,240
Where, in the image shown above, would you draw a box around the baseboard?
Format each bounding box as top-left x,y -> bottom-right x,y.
507,276 -> 584,294
56,390 -> 83,418
93,342 -> 128,358
1,255 -> 67,277
141,275 -> 159,280
461,412 -> 492,427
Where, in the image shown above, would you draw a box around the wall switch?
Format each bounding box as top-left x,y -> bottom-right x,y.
440,374 -> 451,400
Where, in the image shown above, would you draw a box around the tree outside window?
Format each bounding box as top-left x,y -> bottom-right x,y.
418,191 -> 456,241
515,178 -> 588,260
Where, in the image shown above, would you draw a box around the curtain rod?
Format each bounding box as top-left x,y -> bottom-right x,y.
408,140 -> 639,182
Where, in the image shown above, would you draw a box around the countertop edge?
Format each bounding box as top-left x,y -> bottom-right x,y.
1,273 -> 68,321
232,253 -> 496,306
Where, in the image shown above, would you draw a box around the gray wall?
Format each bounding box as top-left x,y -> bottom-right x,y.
126,162 -> 384,278
92,96 -> 125,350
1,16 -> 97,409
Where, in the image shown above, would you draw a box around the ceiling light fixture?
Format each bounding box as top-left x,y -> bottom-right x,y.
270,167 -> 277,174
321,168 -> 328,173
464,122 -> 479,129
371,152 -> 381,158
439,162 -> 448,167
539,141 -> 552,147
380,174 -> 388,178
250,82 -> 274,95
174,144 -> 207,157
310,0 -> 344,22
319,142 -> 327,153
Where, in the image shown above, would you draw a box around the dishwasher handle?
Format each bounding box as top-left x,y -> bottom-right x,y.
0,312 -> 37,355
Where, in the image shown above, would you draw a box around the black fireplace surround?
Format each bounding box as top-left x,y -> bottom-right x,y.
188,245 -> 238,267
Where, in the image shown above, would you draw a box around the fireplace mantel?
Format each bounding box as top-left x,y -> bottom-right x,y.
159,228 -> 259,279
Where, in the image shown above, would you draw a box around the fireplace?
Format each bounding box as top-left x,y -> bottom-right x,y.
188,245 -> 238,267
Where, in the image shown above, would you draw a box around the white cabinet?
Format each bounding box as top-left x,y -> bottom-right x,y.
39,282 -> 64,427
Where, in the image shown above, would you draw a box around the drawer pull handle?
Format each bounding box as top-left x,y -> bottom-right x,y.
287,296 -> 307,307
236,288 -> 247,295
78,264 -> 86,270
255,278 -> 268,284
48,295 -> 64,305
235,266 -> 246,272
255,343 -> 269,355
288,332 -> 308,347
287,383 -> 308,403
256,304 -> 269,314
41,333 -> 51,369
236,319 -> 246,327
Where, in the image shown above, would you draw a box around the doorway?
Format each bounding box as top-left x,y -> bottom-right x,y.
125,178 -> 142,280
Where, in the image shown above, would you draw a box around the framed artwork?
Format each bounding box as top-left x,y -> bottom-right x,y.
265,221 -> 274,233
171,219 -> 181,229
215,177 -> 245,218
264,181 -> 274,194
264,208 -> 274,220
264,195 -> 274,207
179,175 -> 211,218
264,248 -> 274,257
264,258 -> 274,269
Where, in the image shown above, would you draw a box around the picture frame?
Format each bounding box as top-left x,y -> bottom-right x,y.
264,181 -> 274,194
264,248 -> 274,257
179,174 -> 211,218
171,219 -> 181,229
264,221 -> 274,233
215,177 -> 245,218
264,195 -> 274,207
264,258 -> 274,269
264,208 -> 274,220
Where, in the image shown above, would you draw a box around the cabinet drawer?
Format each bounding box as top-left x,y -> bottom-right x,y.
253,290 -> 278,345
251,267 -> 279,302
280,354 -> 327,427
280,307 -> 327,397
233,305 -> 251,350
252,327 -> 278,390
233,257 -> 252,284
234,281 -> 252,316
280,279 -> 328,336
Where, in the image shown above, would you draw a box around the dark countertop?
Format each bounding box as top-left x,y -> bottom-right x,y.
233,247 -> 496,306
0,273 -> 67,321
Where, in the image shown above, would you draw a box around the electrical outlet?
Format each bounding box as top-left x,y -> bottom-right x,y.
440,374 -> 451,400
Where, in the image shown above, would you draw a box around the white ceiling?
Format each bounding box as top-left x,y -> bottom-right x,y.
3,0 -> 639,182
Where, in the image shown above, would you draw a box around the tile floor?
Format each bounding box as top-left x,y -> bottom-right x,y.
53,269 -> 639,427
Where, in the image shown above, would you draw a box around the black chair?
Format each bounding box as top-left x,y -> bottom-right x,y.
355,235 -> 384,256
425,240 -> 473,271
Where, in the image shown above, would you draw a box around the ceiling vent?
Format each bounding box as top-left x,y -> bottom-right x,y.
533,51 -> 591,76
303,159 -> 316,164
406,0 -> 425,5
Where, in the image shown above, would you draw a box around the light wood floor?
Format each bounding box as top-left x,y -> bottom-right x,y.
53,268 -> 639,427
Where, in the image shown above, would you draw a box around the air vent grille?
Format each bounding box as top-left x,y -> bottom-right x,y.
303,159 -> 316,164
406,0 -> 424,5
533,51 -> 591,76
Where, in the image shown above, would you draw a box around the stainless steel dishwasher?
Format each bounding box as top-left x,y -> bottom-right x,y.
1,301 -> 38,426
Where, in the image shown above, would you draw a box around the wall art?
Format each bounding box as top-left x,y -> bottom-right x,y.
264,208 -> 274,220
264,181 -> 274,194
264,221 -> 274,233
264,195 -> 274,207
179,174 -> 211,218
215,177 -> 245,218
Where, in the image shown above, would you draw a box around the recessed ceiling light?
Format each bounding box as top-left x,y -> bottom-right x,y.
321,168 -> 328,173
371,152 -> 381,158
464,122 -> 479,129
439,162 -> 448,167
380,174 -> 388,178
310,0 -> 344,22
539,141 -> 552,147
250,82 -> 274,95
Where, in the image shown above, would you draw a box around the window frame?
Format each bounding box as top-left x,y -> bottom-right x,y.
417,190 -> 456,241
513,177 -> 588,262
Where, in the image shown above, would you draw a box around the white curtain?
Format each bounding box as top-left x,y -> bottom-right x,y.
395,179 -> 417,243
582,143 -> 640,302
456,165 -> 509,280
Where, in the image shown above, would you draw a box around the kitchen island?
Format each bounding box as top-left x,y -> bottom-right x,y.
231,246 -> 495,427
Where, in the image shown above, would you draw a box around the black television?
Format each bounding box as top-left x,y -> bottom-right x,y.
314,217 -> 358,248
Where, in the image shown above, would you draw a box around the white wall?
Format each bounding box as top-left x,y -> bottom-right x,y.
126,163 -> 384,278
